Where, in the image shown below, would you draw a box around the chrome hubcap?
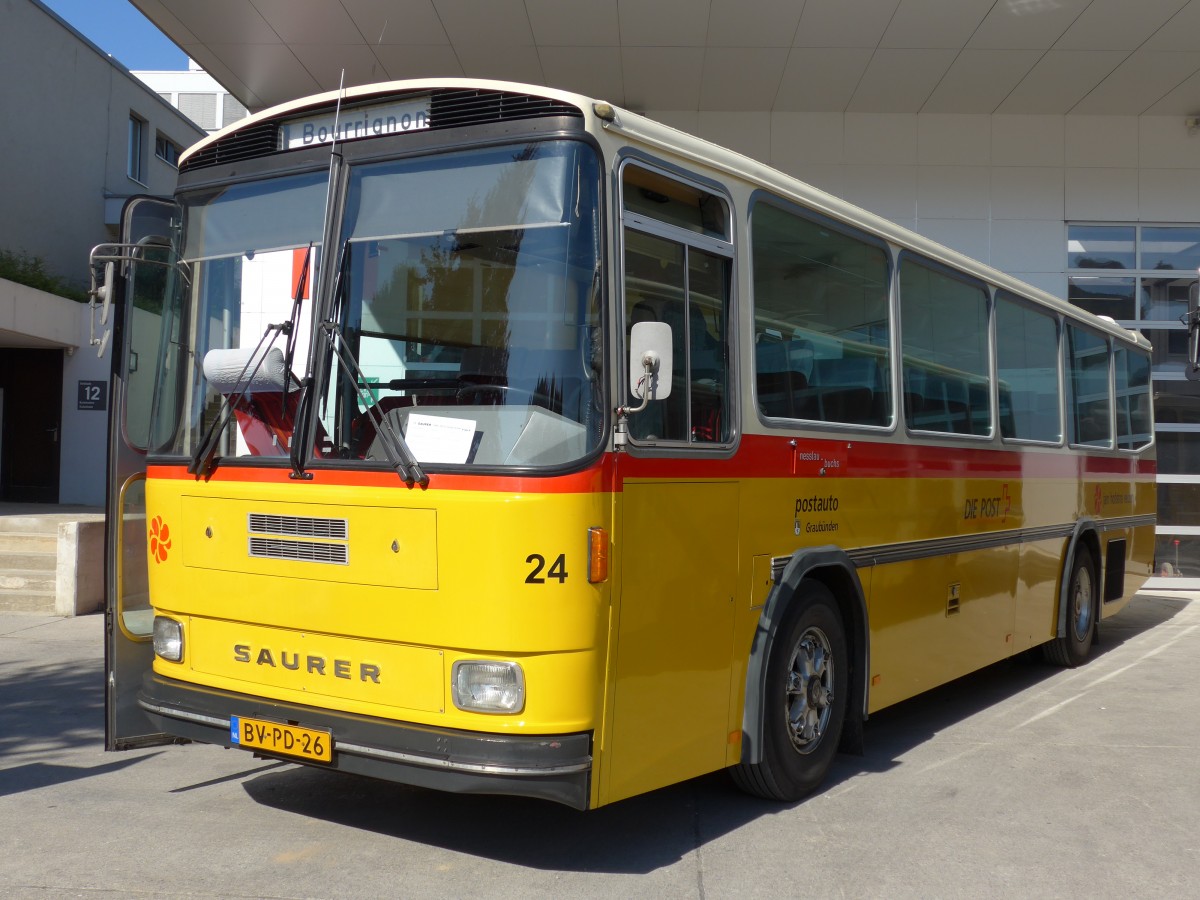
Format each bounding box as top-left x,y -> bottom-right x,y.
1071,564 -> 1094,642
785,627 -> 834,754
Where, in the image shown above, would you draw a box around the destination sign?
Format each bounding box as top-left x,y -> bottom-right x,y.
280,96 -> 431,150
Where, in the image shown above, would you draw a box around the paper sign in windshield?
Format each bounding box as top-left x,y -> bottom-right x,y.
405,414 -> 477,464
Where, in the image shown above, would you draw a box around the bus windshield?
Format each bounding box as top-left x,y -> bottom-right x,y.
320,140 -> 604,469
151,139 -> 605,471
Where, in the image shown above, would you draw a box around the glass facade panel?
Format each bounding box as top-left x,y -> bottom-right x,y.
1156,431 -> 1200,474
1157,483 -> 1200,527
1067,224 -> 1134,270
1154,534 -> 1200,579
1140,225 -> 1200,271
1067,222 -> 1200,582
1067,276 -> 1135,319
1153,379 -> 1200,425
1140,328 -> 1188,372
1139,275 -> 1192,322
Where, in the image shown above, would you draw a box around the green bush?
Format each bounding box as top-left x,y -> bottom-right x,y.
0,248 -> 88,302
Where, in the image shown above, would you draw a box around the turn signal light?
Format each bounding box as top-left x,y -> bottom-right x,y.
588,527 -> 609,583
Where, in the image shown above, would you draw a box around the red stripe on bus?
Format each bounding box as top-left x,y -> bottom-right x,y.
146,435 -> 1153,494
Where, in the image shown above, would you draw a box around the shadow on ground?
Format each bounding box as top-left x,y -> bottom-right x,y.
239,593 -> 1188,873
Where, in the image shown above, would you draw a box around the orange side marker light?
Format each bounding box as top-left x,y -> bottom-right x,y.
587,527 -> 609,583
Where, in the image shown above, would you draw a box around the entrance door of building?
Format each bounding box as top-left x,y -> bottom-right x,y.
0,348 -> 62,502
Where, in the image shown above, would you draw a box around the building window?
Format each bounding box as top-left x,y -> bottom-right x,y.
222,94 -> 249,128
1068,223 -> 1200,579
155,134 -> 180,167
128,114 -> 146,182
178,92 -> 217,130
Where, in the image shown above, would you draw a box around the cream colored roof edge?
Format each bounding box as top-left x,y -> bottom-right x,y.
178,77 -> 599,165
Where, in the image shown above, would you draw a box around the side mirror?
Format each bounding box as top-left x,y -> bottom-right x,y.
1187,280 -> 1200,382
88,256 -> 117,358
98,262 -> 115,325
628,321 -> 673,405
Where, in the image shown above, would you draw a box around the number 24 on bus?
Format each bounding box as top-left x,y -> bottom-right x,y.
95,79 -> 1156,810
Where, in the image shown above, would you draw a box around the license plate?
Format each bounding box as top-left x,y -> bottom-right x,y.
229,715 -> 333,763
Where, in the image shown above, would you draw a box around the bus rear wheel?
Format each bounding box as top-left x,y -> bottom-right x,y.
733,581 -> 847,802
1043,544 -> 1097,668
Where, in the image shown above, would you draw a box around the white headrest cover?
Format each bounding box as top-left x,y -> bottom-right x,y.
203,346 -> 289,394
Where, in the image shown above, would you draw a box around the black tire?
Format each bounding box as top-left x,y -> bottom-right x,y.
732,581 -> 848,801
1043,544 -> 1097,668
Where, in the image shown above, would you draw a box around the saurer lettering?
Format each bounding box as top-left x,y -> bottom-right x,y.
233,644 -> 381,683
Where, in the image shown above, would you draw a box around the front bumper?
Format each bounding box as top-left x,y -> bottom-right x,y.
139,671 -> 592,809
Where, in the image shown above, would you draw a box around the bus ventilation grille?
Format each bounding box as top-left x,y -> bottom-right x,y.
183,121 -> 280,171
248,537 -> 349,565
248,513 -> 348,540
182,88 -> 583,172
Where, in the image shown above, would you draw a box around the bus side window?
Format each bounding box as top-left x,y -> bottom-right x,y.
996,292 -> 1062,443
1067,324 -> 1112,447
751,200 -> 892,428
622,163 -> 733,445
899,256 -> 992,437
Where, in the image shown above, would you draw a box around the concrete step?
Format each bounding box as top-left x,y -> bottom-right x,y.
0,517 -> 64,535
0,589 -> 57,613
0,568 -> 57,593
0,549 -> 57,571
0,532 -> 57,553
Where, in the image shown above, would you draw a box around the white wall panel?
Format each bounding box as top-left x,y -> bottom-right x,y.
770,112 -> 845,167
841,165 -> 918,220
1139,169 -> 1200,220
917,114 -> 990,165
696,112 -> 771,164
913,218 -> 991,263
917,166 -> 990,218
991,167 -> 1065,220
1139,117 -> 1200,169
1065,115 -> 1139,167
845,113 -> 918,164
1066,167 -> 1139,220
992,115 -> 1064,166
991,220 -> 1066,273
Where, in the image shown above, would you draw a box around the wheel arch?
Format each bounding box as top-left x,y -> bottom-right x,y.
740,545 -> 869,766
1057,520 -> 1101,641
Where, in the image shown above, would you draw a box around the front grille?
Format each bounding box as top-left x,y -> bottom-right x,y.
248,513 -> 348,540
248,537 -> 349,565
181,87 -> 584,172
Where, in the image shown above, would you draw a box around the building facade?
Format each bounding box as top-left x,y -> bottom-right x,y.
0,0 -> 204,504
134,60 -> 250,135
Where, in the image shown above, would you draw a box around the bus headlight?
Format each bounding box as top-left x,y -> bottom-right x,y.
451,660 -> 524,713
152,616 -> 183,662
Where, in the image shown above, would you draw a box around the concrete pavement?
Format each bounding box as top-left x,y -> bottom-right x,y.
0,590 -> 1197,898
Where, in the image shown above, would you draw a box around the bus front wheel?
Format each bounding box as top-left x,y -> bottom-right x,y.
733,581 -> 847,802
1044,544 -> 1097,668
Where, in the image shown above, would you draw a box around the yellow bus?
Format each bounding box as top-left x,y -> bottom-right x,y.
99,79 -> 1155,810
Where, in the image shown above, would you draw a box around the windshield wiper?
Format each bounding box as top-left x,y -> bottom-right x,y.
318,321 -> 429,487
284,244 -> 314,480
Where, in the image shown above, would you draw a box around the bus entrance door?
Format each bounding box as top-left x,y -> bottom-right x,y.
100,196 -> 181,750
607,480 -> 739,802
